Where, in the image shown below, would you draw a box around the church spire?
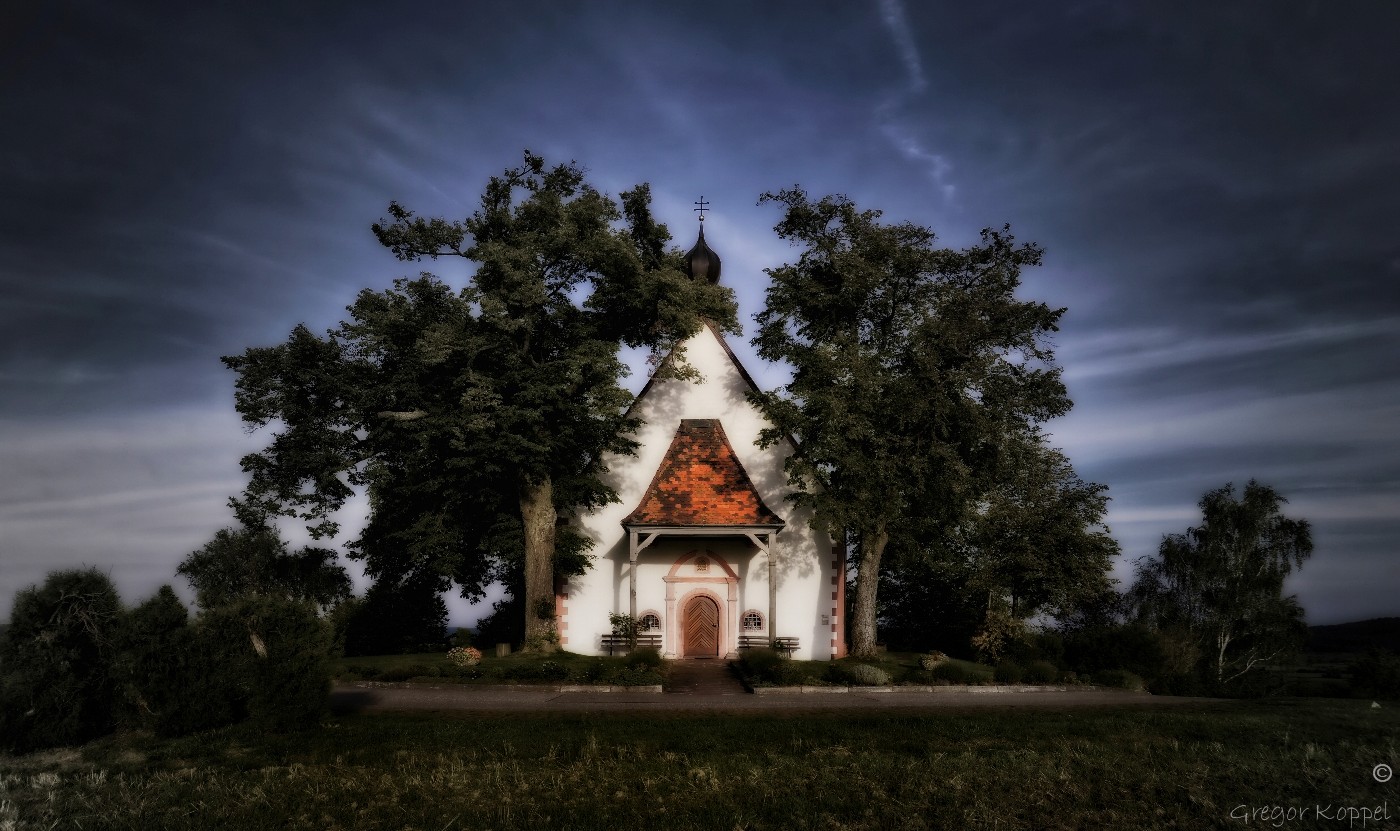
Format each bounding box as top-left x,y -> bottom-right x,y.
684,196 -> 721,284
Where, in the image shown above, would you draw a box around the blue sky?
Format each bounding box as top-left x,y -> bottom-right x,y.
2,0 -> 1397,625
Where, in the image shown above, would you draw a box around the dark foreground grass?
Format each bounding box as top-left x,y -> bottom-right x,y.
1,699 -> 1396,830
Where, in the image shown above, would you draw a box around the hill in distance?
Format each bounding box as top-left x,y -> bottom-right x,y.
1308,617 -> 1400,654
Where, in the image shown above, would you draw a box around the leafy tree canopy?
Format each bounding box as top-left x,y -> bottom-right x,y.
176,500 -> 350,612
751,188 -> 1072,657
1132,480 -> 1312,686
957,427 -> 1119,621
223,152 -> 736,648
0,568 -> 122,752
881,427 -> 1119,651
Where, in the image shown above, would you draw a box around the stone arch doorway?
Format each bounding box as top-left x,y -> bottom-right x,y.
682,594 -> 720,658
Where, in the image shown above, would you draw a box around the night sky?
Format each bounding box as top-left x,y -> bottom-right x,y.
2,1 -> 1397,625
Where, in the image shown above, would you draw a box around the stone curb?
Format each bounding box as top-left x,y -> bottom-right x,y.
750,684 -> 1143,696
340,681 -> 664,694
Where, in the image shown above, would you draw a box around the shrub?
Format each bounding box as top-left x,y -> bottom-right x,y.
501,659 -> 569,682
628,646 -> 663,669
0,568 -> 123,753
342,575 -> 448,656
1150,672 -> 1206,697
196,596 -> 334,733
1349,651 -> 1400,700
1063,624 -> 1172,681
1093,669 -> 1146,691
148,621 -> 247,737
611,666 -> 664,686
575,659 -> 608,684
113,585 -> 190,731
971,606 -> 1028,664
931,662 -> 968,684
448,646 -> 482,667
377,667 -> 419,682
919,651 -> 949,671
830,663 -> 892,686
344,664 -> 382,679
1024,660 -> 1059,684
739,648 -> 809,686
994,661 -> 1024,684
608,613 -> 641,650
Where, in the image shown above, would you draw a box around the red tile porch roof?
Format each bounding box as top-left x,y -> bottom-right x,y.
623,419 -> 784,528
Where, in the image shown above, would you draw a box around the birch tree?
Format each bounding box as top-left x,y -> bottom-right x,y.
1132,480 -> 1312,685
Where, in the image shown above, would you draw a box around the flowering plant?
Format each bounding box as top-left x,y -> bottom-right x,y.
448,646 -> 482,667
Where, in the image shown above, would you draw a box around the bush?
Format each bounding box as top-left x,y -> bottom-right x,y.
1093,669 -> 1146,691
829,663 -> 892,686
501,659 -> 570,682
739,648 -> 810,686
628,646 -> 662,669
145,621 -> 247,737
341,575 -> 448,656
447,646 -> 482,667
919,651 -> 949,671
1349,651 -> 1400,700
994,661 -> 1024,684
1149,672 -> 1206,697
930,662 -> 968,684
610,666 -> 664,686
0,568 -> 122,753
195,596 -> 333,733
1063,624 -> 1172,681
113,585 -> 191,731
1024,660 -> 1059,684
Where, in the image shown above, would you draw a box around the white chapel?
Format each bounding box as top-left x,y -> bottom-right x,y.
557,222 -> 847,661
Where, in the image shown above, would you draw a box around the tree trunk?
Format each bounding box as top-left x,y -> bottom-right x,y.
1215,628 -> 1231,684
519,477 -> 558,653
849,525 -> 890,658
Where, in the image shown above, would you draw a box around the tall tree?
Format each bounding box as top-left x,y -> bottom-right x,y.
960,428 -> 1119,622
225,152 -> 735,649
880,428 -> 1119,653
1132,480 -> 1312,685
751,189 -> 1069,657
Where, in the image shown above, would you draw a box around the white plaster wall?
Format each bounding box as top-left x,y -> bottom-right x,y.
564,326 -> 837,661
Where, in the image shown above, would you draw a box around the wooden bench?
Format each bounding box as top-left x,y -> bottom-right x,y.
738,635 -> 800,657
599,632 -> 662,655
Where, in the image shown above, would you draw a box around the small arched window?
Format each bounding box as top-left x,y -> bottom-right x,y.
742,610 -> 765,632
640,612 -> 661,631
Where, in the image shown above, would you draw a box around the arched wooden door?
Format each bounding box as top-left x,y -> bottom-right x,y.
682,595 -> 720,657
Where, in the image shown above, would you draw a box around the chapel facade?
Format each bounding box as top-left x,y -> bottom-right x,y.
557,223 -> 847,661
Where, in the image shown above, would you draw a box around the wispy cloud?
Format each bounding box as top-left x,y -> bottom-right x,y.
873,0 -> 955,202
877,0 -> 926,92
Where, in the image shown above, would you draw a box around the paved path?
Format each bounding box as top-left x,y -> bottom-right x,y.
661,658 -> 747,696
331,678 -> 1221,714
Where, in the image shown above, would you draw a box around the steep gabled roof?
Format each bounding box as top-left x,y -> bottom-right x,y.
627,321 -> 764,416
623,419 -> 784,528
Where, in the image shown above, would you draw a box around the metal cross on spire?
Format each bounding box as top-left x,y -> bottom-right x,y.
694,196 -> 710,222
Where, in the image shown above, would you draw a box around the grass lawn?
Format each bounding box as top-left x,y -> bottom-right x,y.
2,699 -> 1395,829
